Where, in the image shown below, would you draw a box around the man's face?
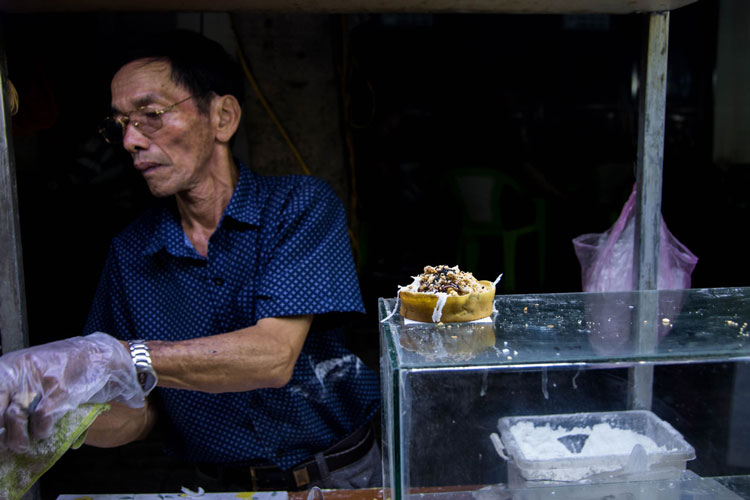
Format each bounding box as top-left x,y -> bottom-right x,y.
111,59 -> 216,197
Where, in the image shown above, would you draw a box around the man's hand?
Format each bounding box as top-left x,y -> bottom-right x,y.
85,399 -> 158,448
0,332 -> 144,453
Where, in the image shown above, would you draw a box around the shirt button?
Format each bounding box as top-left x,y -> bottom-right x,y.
212,277 -> 224,286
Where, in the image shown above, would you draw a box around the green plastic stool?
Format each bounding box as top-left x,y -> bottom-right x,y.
450,168 -> 546,292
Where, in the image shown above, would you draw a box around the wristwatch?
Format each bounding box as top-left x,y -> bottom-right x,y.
128,340 -> 158,396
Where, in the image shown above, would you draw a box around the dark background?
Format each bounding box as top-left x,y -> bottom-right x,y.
8,2 -> 744,345
3,0 -> 749,496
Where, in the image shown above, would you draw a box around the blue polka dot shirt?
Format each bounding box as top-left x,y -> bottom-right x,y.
84,163 -> 380,469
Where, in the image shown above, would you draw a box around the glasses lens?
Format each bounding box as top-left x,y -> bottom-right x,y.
130,110 -> 163,135
99,118 -> 124,145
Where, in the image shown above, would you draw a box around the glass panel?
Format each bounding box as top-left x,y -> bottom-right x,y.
408,472 -> 750,499
379,320 -> 399,500
389,361 -> 750,495
380,287 -> 750,369
379,288 -> 750,499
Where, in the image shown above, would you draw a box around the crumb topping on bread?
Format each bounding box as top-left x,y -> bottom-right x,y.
411,265 -> 488,296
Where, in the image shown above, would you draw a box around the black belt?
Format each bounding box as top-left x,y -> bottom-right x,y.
197,425 -> 375,491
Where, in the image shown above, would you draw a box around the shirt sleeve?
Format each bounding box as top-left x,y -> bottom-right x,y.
83,242 -> 136,340
255,177 -> 365,320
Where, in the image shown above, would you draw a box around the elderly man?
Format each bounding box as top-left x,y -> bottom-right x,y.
0,30 -> 380,492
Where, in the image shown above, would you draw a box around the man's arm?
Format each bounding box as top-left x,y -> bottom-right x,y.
86,314 -> 312,448
144,315 -> 313,393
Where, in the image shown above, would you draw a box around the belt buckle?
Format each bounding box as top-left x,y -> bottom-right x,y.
293,466 -> 311,488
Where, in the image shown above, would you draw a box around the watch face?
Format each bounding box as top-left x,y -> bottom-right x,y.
136,368 -> 158,394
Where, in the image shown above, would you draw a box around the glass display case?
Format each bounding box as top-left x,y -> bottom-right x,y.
379,287 -> 750,499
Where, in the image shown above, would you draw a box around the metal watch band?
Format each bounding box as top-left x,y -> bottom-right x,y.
128,339 -> 158,395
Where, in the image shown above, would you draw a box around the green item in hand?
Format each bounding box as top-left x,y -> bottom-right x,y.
0,403 -> 109,500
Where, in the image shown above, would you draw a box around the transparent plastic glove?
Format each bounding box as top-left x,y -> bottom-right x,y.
0,332 -> 144,453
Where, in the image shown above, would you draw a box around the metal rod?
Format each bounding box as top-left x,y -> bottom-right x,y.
629,11 -> 670,411
634,11 -> 669,293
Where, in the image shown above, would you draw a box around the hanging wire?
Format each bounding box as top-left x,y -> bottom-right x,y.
229,18 -> 370,258
230,21 -> 312,176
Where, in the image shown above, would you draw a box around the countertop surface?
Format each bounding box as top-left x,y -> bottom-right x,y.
57,489 -> 384,500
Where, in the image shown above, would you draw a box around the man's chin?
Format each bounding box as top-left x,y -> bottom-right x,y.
145,182 -> 176,198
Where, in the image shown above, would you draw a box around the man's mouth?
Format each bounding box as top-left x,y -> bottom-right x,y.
135,162 -> 164,175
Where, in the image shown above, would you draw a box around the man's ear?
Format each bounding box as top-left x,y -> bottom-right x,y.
213,94 -> 242,143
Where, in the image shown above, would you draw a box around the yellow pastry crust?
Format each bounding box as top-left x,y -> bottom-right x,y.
400,280 -> 495,323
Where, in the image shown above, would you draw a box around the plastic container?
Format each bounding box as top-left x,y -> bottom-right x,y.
496,410 -> 696,487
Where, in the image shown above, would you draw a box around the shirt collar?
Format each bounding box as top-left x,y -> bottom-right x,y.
142,162 -> 259,257
223,162 -> 261,227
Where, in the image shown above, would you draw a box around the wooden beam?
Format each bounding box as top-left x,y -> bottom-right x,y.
0,0 -> 700,14
0,25 -> 29,355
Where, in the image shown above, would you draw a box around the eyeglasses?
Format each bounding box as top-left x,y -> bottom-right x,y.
98,95 -> 194,145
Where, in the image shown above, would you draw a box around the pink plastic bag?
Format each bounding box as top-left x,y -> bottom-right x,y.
573,186 -> 698,353
573,185 -> 698,292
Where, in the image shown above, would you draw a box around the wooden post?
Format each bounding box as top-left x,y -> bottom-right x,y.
0,23 -> 29,356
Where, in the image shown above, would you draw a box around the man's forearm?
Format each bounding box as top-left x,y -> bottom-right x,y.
146,315 -> 313,393
85,399 -> 157,448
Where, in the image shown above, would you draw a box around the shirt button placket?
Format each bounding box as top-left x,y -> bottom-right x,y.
209,273 -> 227,331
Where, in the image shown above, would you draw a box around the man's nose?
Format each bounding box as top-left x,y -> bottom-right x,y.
122,123 -> 150,152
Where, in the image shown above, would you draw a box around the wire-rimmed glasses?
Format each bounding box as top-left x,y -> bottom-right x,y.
98,95 -> 194,145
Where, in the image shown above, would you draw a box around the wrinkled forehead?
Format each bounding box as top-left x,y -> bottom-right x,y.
110,58 -> 184,112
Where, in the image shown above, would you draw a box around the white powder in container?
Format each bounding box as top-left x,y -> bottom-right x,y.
510,421 -> 668,460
